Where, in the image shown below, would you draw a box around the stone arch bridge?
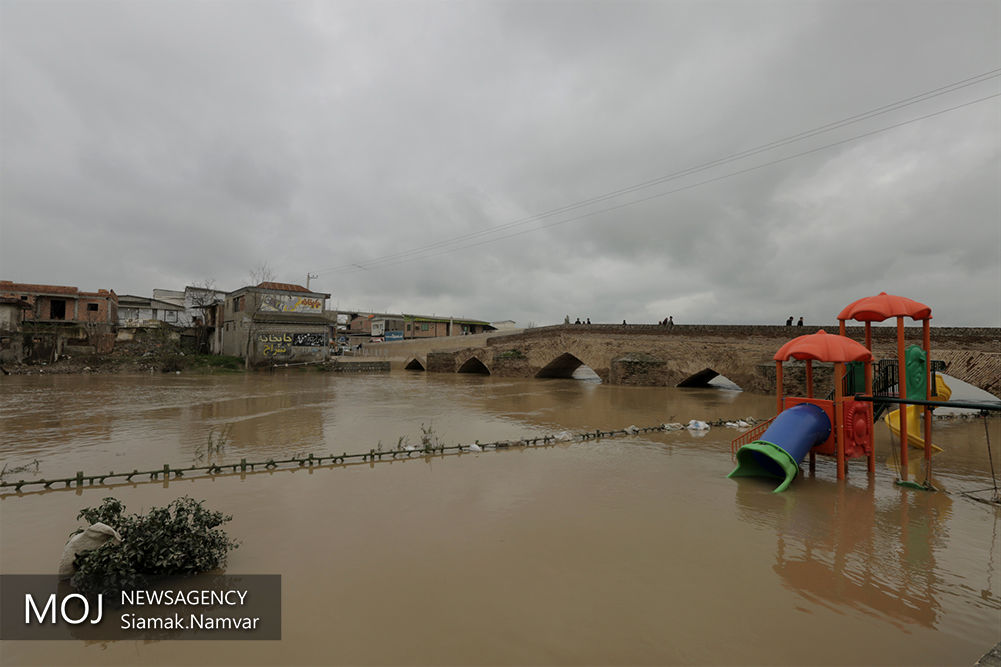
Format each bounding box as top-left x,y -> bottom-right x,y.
381,324 -> 1000,396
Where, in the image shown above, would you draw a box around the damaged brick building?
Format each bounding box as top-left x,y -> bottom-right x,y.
0,281 -> 118,362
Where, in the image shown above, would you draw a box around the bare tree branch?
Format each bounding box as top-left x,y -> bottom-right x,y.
249,262 -> 275,286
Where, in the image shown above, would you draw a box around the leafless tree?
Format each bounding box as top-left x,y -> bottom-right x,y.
189,279 -> 223,353
249,262 -> 276,286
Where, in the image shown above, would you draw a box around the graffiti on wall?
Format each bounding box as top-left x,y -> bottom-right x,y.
259,333 -> 293,344
257,332 -> 325,356
291,332 -> 324,346
261,344 -> 289,357
259,294 -> 323,313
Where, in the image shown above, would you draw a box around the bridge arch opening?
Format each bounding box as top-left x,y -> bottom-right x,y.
536,353 -> 600,382
678,368 -> 741,390
457,357 -> 490,375
404,359 -> 425,371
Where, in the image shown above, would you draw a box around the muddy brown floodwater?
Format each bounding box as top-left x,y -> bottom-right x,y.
1,371 -> 999,665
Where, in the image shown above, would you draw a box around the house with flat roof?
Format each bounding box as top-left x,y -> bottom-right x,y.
153,286 -> 228,327
0,280 -> 118,325
0,281 -> 118,360
117,295 -> 185,327
344,310 -> 495,340
404,315 -> 494,338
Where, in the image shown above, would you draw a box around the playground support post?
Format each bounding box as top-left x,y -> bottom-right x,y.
775,361 -> 783,415
806,359 -> 816,474
835,362 -> 845,480
842,319 -> 877,476
865,322 -> 875,475
923,320 -> 932,477
897,316 -> 908,480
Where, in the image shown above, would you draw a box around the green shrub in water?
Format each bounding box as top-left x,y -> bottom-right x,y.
70,496 -> 239,594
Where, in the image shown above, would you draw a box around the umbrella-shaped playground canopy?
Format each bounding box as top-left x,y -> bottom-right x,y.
774,330 -> 874,363
837,292 -> 932,322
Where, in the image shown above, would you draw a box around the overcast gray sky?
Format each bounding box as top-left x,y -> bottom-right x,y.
2,1 -> 999,327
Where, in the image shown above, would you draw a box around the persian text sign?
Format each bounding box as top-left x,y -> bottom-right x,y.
259,294 -> 323,313
1,574 -> 281,640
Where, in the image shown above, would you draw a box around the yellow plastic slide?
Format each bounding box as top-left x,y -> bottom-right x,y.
883,375 -> 951,454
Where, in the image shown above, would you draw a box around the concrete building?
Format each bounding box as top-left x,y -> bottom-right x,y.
0,297 -> 31,363
404,315 -> 494,338
346,311 -> 495,340
221,282 -> 331,366
153,286 -> 227,327
0,281 -> 118,361
117,295 -> 186,327
0,281 -> 118,325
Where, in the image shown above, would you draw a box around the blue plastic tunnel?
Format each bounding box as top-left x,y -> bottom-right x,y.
728,403 -> 832,492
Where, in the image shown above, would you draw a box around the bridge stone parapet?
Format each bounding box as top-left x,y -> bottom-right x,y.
381,324 -> 999,395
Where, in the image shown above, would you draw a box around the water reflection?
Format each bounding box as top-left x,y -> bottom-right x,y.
733,475 -> 962,629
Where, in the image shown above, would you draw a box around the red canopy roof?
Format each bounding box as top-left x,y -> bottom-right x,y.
837,292 -> 932,322
774,330 -> 874,363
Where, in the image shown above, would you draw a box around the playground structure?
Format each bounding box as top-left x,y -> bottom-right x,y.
884,372 -> 950,455
837,292 -> 940,485
728,330 -> 875,492
730,292 -> 973,492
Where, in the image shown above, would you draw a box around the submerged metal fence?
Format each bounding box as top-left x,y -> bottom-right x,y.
1,423 -> 706,495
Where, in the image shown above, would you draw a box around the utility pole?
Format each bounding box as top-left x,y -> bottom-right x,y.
306,273 -> 318,290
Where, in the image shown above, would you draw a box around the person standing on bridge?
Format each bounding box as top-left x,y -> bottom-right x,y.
786,316 -> 793,326
797,316 -> 804,326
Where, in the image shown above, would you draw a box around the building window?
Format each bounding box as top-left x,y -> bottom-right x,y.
50,299 -> 66,320
421,323 -> 429,331
87,303 -> 99,312
19,296 -> 27,301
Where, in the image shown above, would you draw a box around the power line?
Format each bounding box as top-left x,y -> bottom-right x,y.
335,93 -> 1001,272
318,69 -> 1001,275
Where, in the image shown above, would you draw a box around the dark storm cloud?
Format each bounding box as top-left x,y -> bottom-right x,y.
1,0 -> 998,326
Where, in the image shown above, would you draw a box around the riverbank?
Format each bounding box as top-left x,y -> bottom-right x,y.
0,341 -> 244,375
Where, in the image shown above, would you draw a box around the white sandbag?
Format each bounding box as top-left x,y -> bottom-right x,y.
58,522 -> 122,579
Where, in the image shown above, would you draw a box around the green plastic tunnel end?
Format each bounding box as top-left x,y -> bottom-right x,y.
728,441 -> 800,493
895,479 -> 937,492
